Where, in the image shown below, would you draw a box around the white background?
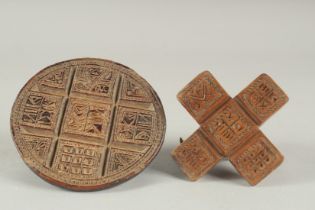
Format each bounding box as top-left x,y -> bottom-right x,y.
0,1 -> 314,210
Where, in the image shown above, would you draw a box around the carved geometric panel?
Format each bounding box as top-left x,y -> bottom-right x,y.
120,75 -> 152,103
106,148 -> 143,176
71,65 -> 119,99
201,100 -> 258,156
11,58 -> 166,191
53,140 -> 103,178
172,129 -> 222,181
61,98 -> 112,140
177,71 -> 230,123
38,68 -> 70,90
20,134 -> 52,165
229,131 -> 284,185
20,92 -> 63,130
112,106 -> 155,145
174,71 -> 288,185
236,74 -> 289,125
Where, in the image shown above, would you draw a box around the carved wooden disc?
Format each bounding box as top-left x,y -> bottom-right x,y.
11,58 -> 166,191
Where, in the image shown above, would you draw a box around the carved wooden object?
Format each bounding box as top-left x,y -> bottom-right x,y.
11,58 -> 166,191
172,71 -> 288,185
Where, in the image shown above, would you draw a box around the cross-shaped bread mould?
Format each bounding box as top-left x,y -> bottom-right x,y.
172,71 -> 288,185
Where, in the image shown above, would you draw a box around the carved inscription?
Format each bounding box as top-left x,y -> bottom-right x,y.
39,68 -> 69,90
173,71 -> 288,185
53,140 -> 102,178
20,92 -> 62,130
172,130 -> 222,181
201,100 -> 257,156
11,58 -> 166,190
20,134 -> 52,164
62,99 -> 112,139
236,74 -> 289,125
229,132 -> 283,185
120,76 -> 152,102
177,71 -> 230,123
106,148 -> 142,176
113,107 -> 155,145
72,66 -> 118,98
